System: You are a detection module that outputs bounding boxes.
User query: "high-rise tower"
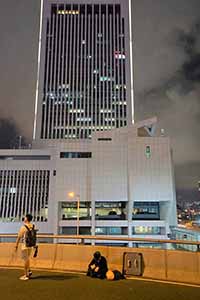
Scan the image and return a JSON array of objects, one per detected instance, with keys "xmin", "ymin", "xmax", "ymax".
[{"xmin": 33, "ymin": 0, "xmax": 134, "ymax": 140}]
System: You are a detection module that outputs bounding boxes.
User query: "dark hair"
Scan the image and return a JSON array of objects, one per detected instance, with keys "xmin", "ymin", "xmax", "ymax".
[
  {"xmin": 94, "ymin": 251, "xmax": 101, "ymax": 260},
  {"xmin": 25, "ymin": 214, "xmax": 33, "ymax": 222}
]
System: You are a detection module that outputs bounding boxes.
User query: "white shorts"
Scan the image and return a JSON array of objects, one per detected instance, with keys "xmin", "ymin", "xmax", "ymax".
[{"xmin": 21, "ymin": 248, "xmax": 32, "ymax": 261}]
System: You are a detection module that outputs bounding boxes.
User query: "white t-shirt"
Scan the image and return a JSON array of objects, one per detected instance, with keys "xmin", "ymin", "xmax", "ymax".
[{"xmin": 18, "ymin": 223, "xmax": 34, "ymax": 250}]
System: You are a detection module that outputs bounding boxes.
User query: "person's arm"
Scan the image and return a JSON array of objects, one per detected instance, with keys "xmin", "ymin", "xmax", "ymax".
[
  {"xmin": 15, "ymin": 226, "xmax": 24, "ymax": 251},
  {"xmin": 88, "ymin": 258, "xmax": 95, "ymax": 267},
  {"xmin": 15, "ymin": 236, "xmax": 21, "ymax": 251}
]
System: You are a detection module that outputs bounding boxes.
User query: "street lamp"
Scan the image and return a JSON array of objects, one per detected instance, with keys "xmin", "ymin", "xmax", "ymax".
[{"xmin": 68, "ymin": 192, "xmax": 80, "ymax": 236}]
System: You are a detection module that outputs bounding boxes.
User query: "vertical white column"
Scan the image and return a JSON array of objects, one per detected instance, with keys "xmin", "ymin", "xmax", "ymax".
[
  {"xmin": 5, "ymin": 171, "xmax": 12, "ymax": 220},
  {"xmin": 6, "ymin": 170, "xmax": 13, "ymax": 219},
  {"xmin": 51, "ymin": 8, "xmax": 59, "ymax": 139},
  {"xmin": 128, "ymin": 0, "xmax": 134, "ymax": 124},
  {"xmin": 13, "ymin": 170, "xmax": 19, "ymax": 220},
  {"xmin": 31, "ymin": 171, "xmax": 37, "ymax": 220},
  {"xmin": 55, "ymin": 13, "xmax": 63, "ymax": 139},
  {"xmin": 46, "ymin": 171, "xmax": 50, "ymax": 220},
  {"xmin": 71, "ymin": 14, "xmax": 78, "ymax": 138},
  {"xmin": 109, "ymin": 14, "xmax": 113, "ymax": 130},
  {"xmin": 0, "ymin": 170, "xmax": 5, "ymax": 220},
  {"xmin": 42, "ymin": 16, "xmax": 51, "ymax": 138},
  {"xmin": 87, "ymin": 13, "xmax": 91, "ymax": 137},
  {"xmin": 2, "ymin": 170, "xmax": 8, "ymax": 220},
  {"xmin": 60, "ymin": 11, "xmax": 66, "ymax": 139},
  {"xmin": 63, "ymin": 13, "xmax": 69, "ymax": 138},
  {"xmin": 68, "ymin": 11, "xmax": 73, "ymax": 137},
  {"xmin": 41, "ymin": 170, "xmax": 46, "ymax": 220},
  {"xmin": 116, "ymin": 13, "xmax": 120, "ymax": 128},
  {"xmin": 98, "ymin": 6, "xmax": 101, "ymax": 131},
  {"xmin": 21, "ymin": 171, "xmax": 26, "ymax": 218},
  {"xmin": 16, "ymin": 170, "xmax": 22, "ymax": 221},
  {"xmin": 75, "ymin": 7, "xmax": 81, "ymax": 138},
  {"xmin": 113, "ymin": 5, "xmax": 117, "ymax": 129},
  {"xmin": 83, "ymin": 6, "xmax": 87, "ymax": 137},
  {"xmin": 47, "ymin": 13, "xmax": 55, "ymax": 139},
  {"xmin": 120, "ymin": 16, "xmax": 125, "ymax": 127},
  {"xmin": 24, "ymin": 170, "xmax": 30, "ymax": 216},
  {"xmin": 90, "ymin": 6, "xmax": 94, "ymax": 136},
  {"xmin": 79, "ymin": 13, "xmax": 84, "ymax": 138},
  {"xmin": 94, "ymin": 13, "xmax": 98, "ymax": 131},
  {"xmin": 102, "ymin": 14, "xmax": 105, "ymax": 131},
  {"xmin": 5, "ymin": 170, "xmax": 13, "ymax": 219},
  {"xmin": 28, "ymin": 169, "xmax": 33, "ymax": 214},
  {"xmin": 33, "ymin": 0, "xmax": 44, "ymax": 140},
  {"xmin": 105, "ymin": 5, "xmax": 109, "ymax": 130},
  {"xmin": 35, "ymin": 170, "xmax": 40, "ymax": 221}
]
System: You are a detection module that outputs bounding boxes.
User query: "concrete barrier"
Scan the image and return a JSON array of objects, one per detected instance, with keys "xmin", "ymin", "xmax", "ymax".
[{"xmin": 0, "ymin": 243, "xmax": 199, "ymax": 285}]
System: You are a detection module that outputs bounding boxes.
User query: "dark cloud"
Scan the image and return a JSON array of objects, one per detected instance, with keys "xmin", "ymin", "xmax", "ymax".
[
  {"xmin": 134, "ymin": 15, "xmax": 200, "ymax": 199},
  {"xmin": 174, "ymin": 20, "xmax": 200, "ymax": 82},
  {"xmin": 183, "ymin": 54, "xmax": 200, "ymax": 82},
  {"xmin": 0, "ymin": 118, "xmax": 19, "ymax": 148}
]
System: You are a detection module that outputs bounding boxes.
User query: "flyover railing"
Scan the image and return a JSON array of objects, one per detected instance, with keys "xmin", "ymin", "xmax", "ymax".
[
  {"xmin": 0, "ymin": 234, "xmax": 200, "ymax": 285},
  {"xmin": 0, "ymin": 234, "xmax": 200, "ymax": 251}
]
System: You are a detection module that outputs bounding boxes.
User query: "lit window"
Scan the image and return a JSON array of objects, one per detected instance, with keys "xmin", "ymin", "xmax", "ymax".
[
  {"xmin": 145, "ymin": 146, "xmax": 151, "ymax": 158},
  {"xmin": 58, "ymin": 10, "xmax": 79, "ymax": 15},
  {"xmin": 114, "ymin": 51, "xmax": 125, "ymax": 59}
]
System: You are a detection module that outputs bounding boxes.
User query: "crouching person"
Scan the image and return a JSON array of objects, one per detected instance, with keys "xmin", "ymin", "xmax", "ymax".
[
  {"xmin": 15, "ymin": 214, "xmax": 38, "ymax": 280},
  {"xmin": 87, "ymin": 251, "xmax": 108, "ymax": 279}
]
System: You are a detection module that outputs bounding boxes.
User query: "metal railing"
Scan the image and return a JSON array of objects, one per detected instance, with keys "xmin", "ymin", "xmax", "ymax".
[{"xmin": 0, "ymin": 234, "xmax": 200, "ymax": 251}]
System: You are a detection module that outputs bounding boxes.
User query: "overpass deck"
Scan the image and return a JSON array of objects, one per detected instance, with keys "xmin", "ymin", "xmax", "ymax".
[{"xmin": 1, "ymin": 268, "xmax": 199, "ymax": 300}]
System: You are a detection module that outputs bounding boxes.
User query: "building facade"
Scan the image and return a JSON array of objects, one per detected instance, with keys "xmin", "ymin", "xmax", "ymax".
[
  {"xmin": 0, "ymin": 119, "xmax": 177, "ymax": 246},
  {"xmin": 34, "ymin": 0, "xmax": 134, "ymax": 140}
]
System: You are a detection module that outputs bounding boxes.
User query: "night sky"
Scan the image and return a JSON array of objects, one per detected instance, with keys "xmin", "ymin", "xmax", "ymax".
[{"xmin": 0, "ymin": 0, "xmax": 200, "ymax": 201}]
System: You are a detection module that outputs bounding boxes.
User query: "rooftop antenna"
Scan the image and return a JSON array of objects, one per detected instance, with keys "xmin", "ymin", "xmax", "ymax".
[{"xmin": 19, "ymin": 136, "xmax": 22, "ymax": 149}]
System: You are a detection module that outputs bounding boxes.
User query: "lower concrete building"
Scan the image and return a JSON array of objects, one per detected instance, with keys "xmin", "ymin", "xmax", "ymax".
[{"xmin": 0, "ymin": 118, "xmax": 177, "ymax": 247}]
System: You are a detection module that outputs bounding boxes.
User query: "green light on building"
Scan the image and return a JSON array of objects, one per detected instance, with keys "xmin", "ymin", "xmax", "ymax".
[{"xmin": 145, "ymin": 146, "xmax": 151, "ymax": 158}]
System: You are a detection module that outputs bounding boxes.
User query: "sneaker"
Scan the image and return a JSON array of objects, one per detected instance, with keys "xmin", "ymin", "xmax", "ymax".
[
  {"xmin": 19, "ymin": 275, "xmax": 29, "ymax": 281},
  {"xmin": 29, "ymin": 271, "xmax": 33, "ymax": 278}
]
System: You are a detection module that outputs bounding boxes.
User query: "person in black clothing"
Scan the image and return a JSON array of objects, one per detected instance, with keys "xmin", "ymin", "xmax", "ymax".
[{"xmin": 87, "ymin": 251, "xmax": 108, "ymax": 279}]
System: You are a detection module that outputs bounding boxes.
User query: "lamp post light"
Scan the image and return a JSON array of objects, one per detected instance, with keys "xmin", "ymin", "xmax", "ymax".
[{"xmin": 68, "ymin": 192, "xmax": 80, "ymax": 236}]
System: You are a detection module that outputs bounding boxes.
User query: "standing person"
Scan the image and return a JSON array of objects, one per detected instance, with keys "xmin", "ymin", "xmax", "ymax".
[
  {"xmin": 15, "ymin": 214, "xmax": 37, "ymax": 280},
  {"xmin": 87, "ymin": 251, "xmax": 108, "ymax": 279}
]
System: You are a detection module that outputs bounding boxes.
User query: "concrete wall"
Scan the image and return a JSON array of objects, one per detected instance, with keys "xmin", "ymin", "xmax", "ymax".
[{"xmin": 0, "ymin": 243, "xmax": 199, "ymax": 285}]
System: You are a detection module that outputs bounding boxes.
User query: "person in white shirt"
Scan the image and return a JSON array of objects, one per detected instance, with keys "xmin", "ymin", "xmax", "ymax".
[{"xmin": 15, "ymin": 214, "xmax": 34, "ymax": 281}]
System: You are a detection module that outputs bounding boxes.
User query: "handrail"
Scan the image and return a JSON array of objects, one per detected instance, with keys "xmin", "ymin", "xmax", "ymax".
[{"xmin": 0, "ymin": 234, "xmax": 200, "ymax": 247}]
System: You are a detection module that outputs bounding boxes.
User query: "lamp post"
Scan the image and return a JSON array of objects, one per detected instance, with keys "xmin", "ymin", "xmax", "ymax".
[{"xmin": 68, "ymin": 192, "xmax": 80, "ymax": 236}]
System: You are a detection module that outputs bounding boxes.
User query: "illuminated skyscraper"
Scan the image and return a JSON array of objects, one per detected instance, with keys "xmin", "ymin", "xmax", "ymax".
[{"xmin": 33, "ymin": 0, "xmax": 134, "ymax": 140}]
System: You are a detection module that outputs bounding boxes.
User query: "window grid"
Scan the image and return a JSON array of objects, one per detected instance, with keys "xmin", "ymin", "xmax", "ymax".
[
  {"xmin": 0, "ymin": 170, "xmax": 50, "ymax": 222},
  {"xmin": 41, "ymin": 3, "xmax": 127, "ymax": 139}
]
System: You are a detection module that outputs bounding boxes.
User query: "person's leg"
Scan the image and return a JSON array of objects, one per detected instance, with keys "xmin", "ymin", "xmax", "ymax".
[
  {"xmin": 20, "ymin": 250, "xmax": 29, "ymax": 280},
  {"xmin": 24, "ymin": 258, "xmax": 30, "ymax": 277}
]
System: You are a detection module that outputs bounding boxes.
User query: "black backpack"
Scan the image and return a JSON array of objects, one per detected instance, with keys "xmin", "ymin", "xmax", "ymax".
[{"xmin": 24, "ymin": 225, "xmax": 37, "ymax": 247}]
